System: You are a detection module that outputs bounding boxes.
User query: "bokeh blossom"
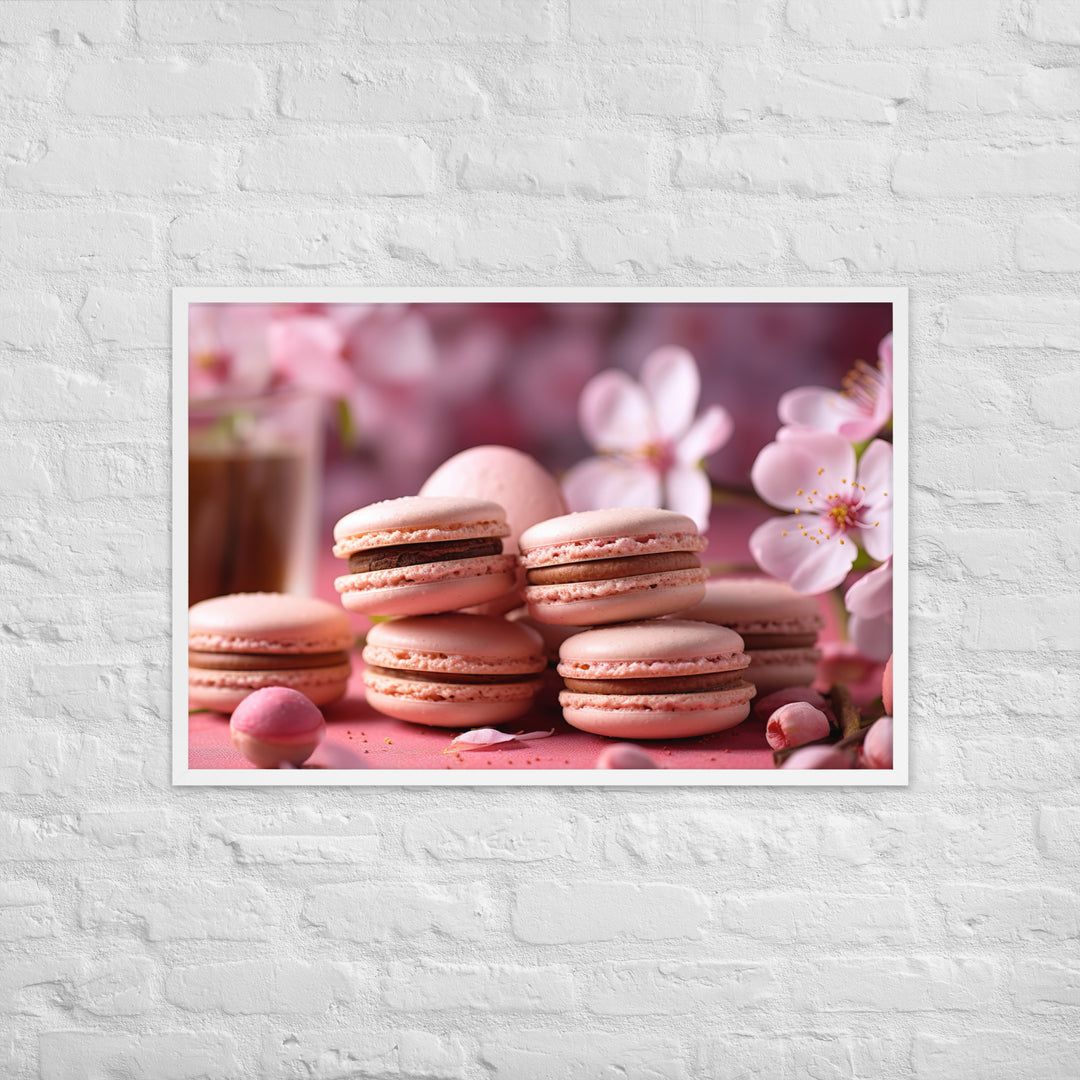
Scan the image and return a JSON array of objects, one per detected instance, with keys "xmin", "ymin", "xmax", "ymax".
[
  {"xmin": 749, "ymin": 429, "xmax": 892, "ymax": 593},
  {"xmin": 845, "ymin": 556, "xmax": 893, "ymax": 662},
  {"xmin": 778, "ymin": 332, "xmax": 893, "ymax": 442},
  {"xmin": 562, "ymin": 346, "xmax": 733, "ymax": 531}
]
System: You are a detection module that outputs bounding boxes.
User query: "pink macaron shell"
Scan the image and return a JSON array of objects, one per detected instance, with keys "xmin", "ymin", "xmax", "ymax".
[
  {"xmin": 333, "ymin": 495, "xmax": 509, "ymax": 557},
  {"xmin": 363, "ymin": 678, "xmax": 542, "ymax": 728},
  {"xmin": 363, "ymin": 613, "xmax": 545, "ymax": 675},
  {"xmin": 335, "ymin": 555, "xmax": 516, "ymax": 617},
  {"xmin": 745, "ymin": 647, "xmax": 822, "ymax": 699},
  {"xmin": 519, "ymin": 507, "xmax": 705, "ymax": 567},
  {"xmin": 560, "ymin": 687, "xmax": 752, "ymax": 739},
  {"xmin": 676, "ymin": 575, "xmax": 825, "ymax": 637},
  {"xmin": 525, "ymin": 569, "xmax": 707, "ymax": 626},
  {"xmin": 188, "ymin": 592, "xmax": 353, "ymax": 655},
  {"xmin": 188, "ymin": 662, "xmax": 352, "ymax": 714},
  {"xmin": 558, "ymin": 619, "xmax": 748, "ymax": 678},
  {"xmin": 420, "ymin": 446, "xmax": 567, "ymax": 615}
]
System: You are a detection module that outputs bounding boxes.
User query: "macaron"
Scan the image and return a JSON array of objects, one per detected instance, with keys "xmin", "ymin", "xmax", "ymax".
[
  {"xmin": 557, "ymin": 619, "xmax": 753, "ymax": 739},
  {"xmin": 420, "ymin": 445, "xmax": 568, "ymax": 615},
  {"xmin": 362, "ymin": 613, "xmax": 546, "ymax": 727},
  {"xmin": 519, "ymin": 508, "xmax": 708, "ymax": 626},
  {"xmin": 188, "ymin": 593, "xmax": 353, "ymax": 713},
  {"xmin": 230, "ymin": 687, "xmax": 325, "ymax": 768},
  {"xmin": 333, "ymin": 496, "xmax": 517, "ymax": 616},
  {"xmin": 506, "ymin": 606, "xmax": 584, "ymax": 709},
  {"xmin": 676, "ymin": 576, "xmax": 824, "ymax": 698}
]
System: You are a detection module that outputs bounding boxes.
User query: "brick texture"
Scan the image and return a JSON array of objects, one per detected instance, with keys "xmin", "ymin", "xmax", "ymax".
[{"xmin": 1, "ymin": 1, "xmax": 1075, "ymax": 1077}]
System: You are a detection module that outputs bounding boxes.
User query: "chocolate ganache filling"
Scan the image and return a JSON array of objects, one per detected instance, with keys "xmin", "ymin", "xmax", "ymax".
[{"xmin": 348, "ymin": 537, "xmax": 503, "ymax": 574}]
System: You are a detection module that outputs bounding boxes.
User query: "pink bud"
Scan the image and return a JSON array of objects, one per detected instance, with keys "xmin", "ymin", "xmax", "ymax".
[
  {"xmin": 861, "ymin": 715, "xmax": 893, "ymax": 769},
  {"xmin": 766, "ymin": 701, "xmax": 832, "ymax": 750},
  {"xmin": 753, "ymin": 686, "xmax": 831, "ymax": 725},
  {"xmin": 780, "ymin": 745, "xmax": 856, "ymax": 770},
  {"xmin": 882, "ymin": 654, "xmax": 894, "ymax": 715},
  {"xmin": 598, "ymin": 744, "xmax": 660, "ymax": 769}
]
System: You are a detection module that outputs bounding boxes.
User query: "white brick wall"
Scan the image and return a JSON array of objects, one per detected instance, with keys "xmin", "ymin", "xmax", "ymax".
[{"xmin": 1, "ymin": 1, "xmax": 1077, "ymax": 1077}]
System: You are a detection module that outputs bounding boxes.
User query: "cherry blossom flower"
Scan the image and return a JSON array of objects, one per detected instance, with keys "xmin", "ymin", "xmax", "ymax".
[
  {"xmin": 845, "ymin": 556, "xmax": 893, "ymax": 662},
  {"xmin": 777, "ymin": 332, "xmax": 893, "ymax": 442},
  {"xmin": 268, "ymin": 314, "xmax": 353, "ymax": 397},
  {"xmin": 749, "ymin": 429, "xmax": 892, "ymax": 594},
  {"xmin": 562, "ymin": 346, "xmax": 733, "ymax": 531},
  {"xmin": 188, "ymin": 304, "xmax": 275, "ymax": 399}
]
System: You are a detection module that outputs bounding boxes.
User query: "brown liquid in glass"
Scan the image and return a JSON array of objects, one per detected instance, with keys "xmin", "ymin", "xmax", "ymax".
[{"xmin": 188, "ymin": 451, "xmax": 303, "ymax": 606}]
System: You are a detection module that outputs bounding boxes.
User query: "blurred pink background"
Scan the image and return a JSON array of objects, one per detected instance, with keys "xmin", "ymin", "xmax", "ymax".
[{"xmin": 190, "ymin": 300, "xmax": 891, "ymax": 523}]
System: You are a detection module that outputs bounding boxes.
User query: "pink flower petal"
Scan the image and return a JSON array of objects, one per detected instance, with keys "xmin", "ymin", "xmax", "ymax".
[
  {"xmin": 878, "ymin": 332, "xmax": 893, "ymax": 379},
  {"xmin": 845, "ymin": 558, "xmax": 892, "ymax": 620},
  {"xmin": 854, "ymin": 440, "xmax": 893, "ymax": 560},
  {"xmin": 562, "ymin": 456, "xmax": 663, "ymax": 514},
  {"xmin": 640, "ymin": 346, "xmax": 700, "ymax": 441},
  {"xmin": 752, "ymin": 431, "xmax": 855, "ymax": 512},
  {"xmin": 269, "ymin": 316, "xmax": 353, "ymax": 397},
  {"xmin": 448, "ymin": 728, "xmax": 554, "ymax": 751},
  {"xmin": 849, "ymin": 612, "xmax": 893, "ymax": 663},
  {"xmin": 676, "ymin": 405, "xmax": 733, "ymax": 465},
  {"xmin": 663, "ymin": 463, "xmax": 712, "ymax": 531},
  {"xmin": 778, "ymin": 386, "xmax": 867, "ymax": 437},
  {"xmin": 578, "ymin": 370, "xmax": 657, "ymax": 452},
  {"xmin": 749, "ymin": 514, "xmax": 856, "ymax": 594}
]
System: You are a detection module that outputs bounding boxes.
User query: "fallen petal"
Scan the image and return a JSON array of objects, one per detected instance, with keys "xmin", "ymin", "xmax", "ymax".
[{"xmin": 447, "ymin": 728, "xmax": 554, "ymax": 752}]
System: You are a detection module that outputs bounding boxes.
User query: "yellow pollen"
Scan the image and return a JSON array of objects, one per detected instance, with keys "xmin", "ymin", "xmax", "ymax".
[
  {"xmin": 794, "ymin": 508, "xmax": 800, "ymax": 514},
  {"xmin": 782, "ymin": 531, "xmax": 788, "ymax": 536},
  {"xmin": 841, "ymin": 478, "xmax": 847, "ymax": 484},
  {"xmin": 817, "ymin": 468, "xmax": 824, "ymax": 475},
  {"xmin": 883, "ymin": 491, "xmax": 888, "ymax": 496},
  {"xmin": 812, "ymin": 489, "xmax": 818, "ymax": 495},
  {"xmin": 839, "ymin": 539, "xmax": 844, "ymax": 545},
  {"xmin": 797, "ymin": 489, "xmax": 803, "ymax": 495}
]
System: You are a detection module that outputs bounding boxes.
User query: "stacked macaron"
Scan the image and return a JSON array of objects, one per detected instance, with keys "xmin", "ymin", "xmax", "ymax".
[
  {"xmin": 419, "ymin": 445, "xmax": 568, "ymax": 615},
  {"xmin": 361, "ymin": 613, "xmax": 545, "ymax": 727},
  {"xmin": 188, "ymin": 592, "xmax": 353, "ymax": 713},
  {"xmin": 333, "ymin": 495, "xmax": 517, "ymax": 616},
  {"xmin": 334, "ymin": 456, "xmax": 758, "ymax": 743},
  {"xmin": 557, "ymin": 620, "xmax": 754, "ymax": 739},
  {"xmin": 677, "ymin": 577, "xmax": 824, "ymax": 698},
  {"xmin": 335, "ymin": 455, "xmax": 566, "ymax": 727},
  {"xmin": 518, "ymin": 508, "xmax": 708, "ymax": 626}
]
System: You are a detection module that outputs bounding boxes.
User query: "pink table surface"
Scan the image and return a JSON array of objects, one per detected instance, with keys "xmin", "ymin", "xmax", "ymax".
[{"xmin": 187, "ymin": 498, "xmax": 885, "ymax": 773}]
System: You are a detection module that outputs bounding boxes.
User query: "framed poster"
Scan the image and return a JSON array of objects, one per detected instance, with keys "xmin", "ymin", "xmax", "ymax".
[{"xmin": 173, "ymin": 287, "xmax": 906, "ymax": 786}]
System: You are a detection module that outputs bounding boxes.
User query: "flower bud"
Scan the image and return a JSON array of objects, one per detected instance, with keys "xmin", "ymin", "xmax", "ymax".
[
  {"xmin": 861, "ymin": 715, "xmax": 893, "ymax": 770},
  {"xmin": 766, "ymin": 701, "xmax": 831, "ymax": 751}
]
